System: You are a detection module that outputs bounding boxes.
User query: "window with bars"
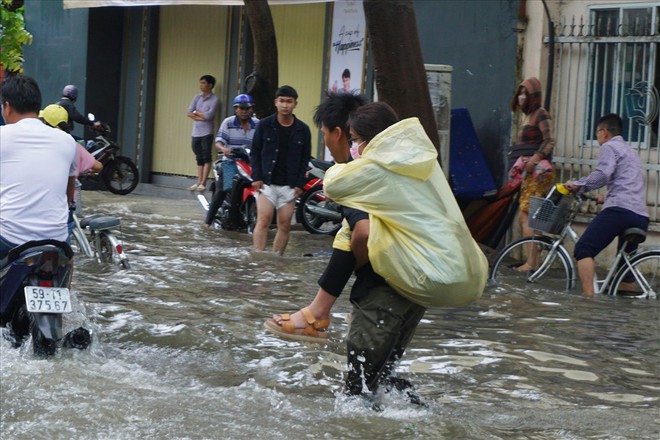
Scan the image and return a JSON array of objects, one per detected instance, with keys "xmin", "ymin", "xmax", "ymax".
[{"xmin": 585, "ymin": 4, "xmax": 659, "ymax": 148}]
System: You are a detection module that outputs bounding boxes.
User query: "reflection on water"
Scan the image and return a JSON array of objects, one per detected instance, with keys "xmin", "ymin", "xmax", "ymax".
[{"xmin": 1, "ymin": 191, "xmax": 659, "ymax": 439}]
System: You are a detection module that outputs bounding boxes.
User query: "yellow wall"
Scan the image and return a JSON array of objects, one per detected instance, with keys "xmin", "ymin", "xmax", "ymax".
[
  {"xmin": 152, "ymin": 6, "xmax": 230, "ymax": 176},
  {"xmin": 270, "ymin": 3, "xmax": 327, "ymax": 157},
  {"xmin": 151, "ymin": 3, "xmax": 327, "ymax": 177}
]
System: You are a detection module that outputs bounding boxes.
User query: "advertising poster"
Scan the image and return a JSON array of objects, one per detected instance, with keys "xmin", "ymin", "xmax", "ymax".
[
  {"xmin": 323, "ymin": 1, "xmax": 366, "ymax": 159},
  {"xmin": 327, "ymin": 1, "xmax": 366, "ymax": 94}
]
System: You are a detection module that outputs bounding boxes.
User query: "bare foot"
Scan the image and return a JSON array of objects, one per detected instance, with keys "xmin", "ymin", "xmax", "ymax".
[{"xmin": 515, "ymin": 262, "xmax": 537, "ymax": 272}]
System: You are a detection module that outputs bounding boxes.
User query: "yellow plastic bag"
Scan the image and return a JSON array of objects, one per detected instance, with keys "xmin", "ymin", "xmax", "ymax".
[
  {"xmin": 332, "ymin": 219, "xmax": 352, "ymax": 252},
  {"xmin": 324, "ymin": 118, "xmax": 487, "ymax": 308}
]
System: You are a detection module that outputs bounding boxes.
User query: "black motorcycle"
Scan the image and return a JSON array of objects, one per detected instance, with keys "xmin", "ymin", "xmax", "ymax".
[
  {"xmin": 85, "ymin": 122, "xmax": 139, "ymax": 195},
  {"xmin": 0, "ymin": 240, "xmax": 92, "ymax": 356}
]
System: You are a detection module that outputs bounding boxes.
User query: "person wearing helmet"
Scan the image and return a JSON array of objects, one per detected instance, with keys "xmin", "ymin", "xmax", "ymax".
[
  {"xmin": 39, "ymin": 104, "xmax": 69, "ymax": 131},
  {"xmin": 39, "ymin": 104, "xmax": 103, "ymax": 244},
  {"xmin": 0, "ymin": 76, "xmax": 78, "ymax": 259},
  {"xmin": 204, "ymin": 94, "xmax": 259, "ymax": 228},
  {"xmin": 57, "ymin": 84, "xmax": 101, "ymax": 136},
  {"xmin": 40, "ymin": 103, "xmax": 103, "ymax": 178}
]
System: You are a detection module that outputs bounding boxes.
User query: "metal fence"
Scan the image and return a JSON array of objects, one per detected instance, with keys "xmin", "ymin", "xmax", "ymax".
[{"xmin": 547, "ymin": 11, "xmax": 660, "ymax": 221}]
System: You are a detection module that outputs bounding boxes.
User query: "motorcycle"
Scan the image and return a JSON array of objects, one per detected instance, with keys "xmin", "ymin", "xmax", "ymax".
[
  {"xmin": 198, "ymin": 147, "xmax": 257, "ymax": 234},
  {"xmin": 295, "ymin": 158, "xmax": 343, "ymax": 235},
  {"xmin": 85, "ymin": 120, "xmax": 139, "ymax": 195},
  {"xmin": 71, "ymin": 212, "xmax": 130, "ymax": 269},
  {"xmin": 0, "ymin": 240, "xmax": 92, "ymax": 356}
]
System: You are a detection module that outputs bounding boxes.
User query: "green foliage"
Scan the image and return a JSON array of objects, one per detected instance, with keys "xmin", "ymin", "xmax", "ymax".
[{"xmin": 1, "ymin": 0, "xmax": 33, "ymax": 72}]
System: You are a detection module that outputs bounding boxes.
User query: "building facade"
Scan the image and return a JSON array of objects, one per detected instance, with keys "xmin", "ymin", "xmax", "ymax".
[
  {"xmin": 518, "ymin": 0, "xmax": 660, "ymax": 260},
  {"xmin": 22, "ymin": 0, "xmax": 520, "ymax": 190}
]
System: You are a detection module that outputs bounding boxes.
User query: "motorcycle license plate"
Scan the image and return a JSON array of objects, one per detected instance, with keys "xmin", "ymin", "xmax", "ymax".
[{"xmin": 24, "ymin": 286, "xmax": 72, "ymax": 313}]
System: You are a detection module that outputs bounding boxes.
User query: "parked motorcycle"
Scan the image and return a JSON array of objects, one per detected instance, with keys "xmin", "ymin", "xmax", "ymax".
[
  {"xmin": 85, "ymin": 120, "xmax": 139, "ymax": 195},
  {"xmin": 198, "ymin": 147, "xmax": 257, "ymax": 234},
  {"xmin": 295, "ymin": 158, "xmax": 342, "ymax": 235},
  {"xmin": 0, "ymin": 240, "xmax": 92, "ymax": 356},
  {"xmin": 71, "ymin": 212, "xmax": 130, "ymax": 269}
]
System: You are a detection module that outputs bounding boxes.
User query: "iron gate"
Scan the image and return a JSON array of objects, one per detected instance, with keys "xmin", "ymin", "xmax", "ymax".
[{"xmin": 547, "ymin": 6, "xmax": 660, "ymax": 221}]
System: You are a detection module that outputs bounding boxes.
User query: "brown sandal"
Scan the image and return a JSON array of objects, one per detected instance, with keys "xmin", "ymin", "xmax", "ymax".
[{"xmin": 264, "ymin": 307, "xmax": 330, "ymax": 343}]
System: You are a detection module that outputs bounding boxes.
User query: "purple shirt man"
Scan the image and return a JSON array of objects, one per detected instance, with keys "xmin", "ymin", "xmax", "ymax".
[
  {"xmin": 569, "ymin": 135, "xmax": 648, "ymax": 218},
  {"xmin": 564, "ymin": 114, "xmax": 649, "ymax": 297},
  {"xmin": 188, "ymin": 91, "xmax": 219, "ymax": 137},
  {"xmin": 186, "ymin": 74, "xmax": 219, "ymax": 191}
]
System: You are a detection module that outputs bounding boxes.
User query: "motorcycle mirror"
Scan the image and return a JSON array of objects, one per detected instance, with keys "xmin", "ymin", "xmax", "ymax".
[{"xmin": 87, "ymin": 113, "xmax": 96, "ymax": 121}]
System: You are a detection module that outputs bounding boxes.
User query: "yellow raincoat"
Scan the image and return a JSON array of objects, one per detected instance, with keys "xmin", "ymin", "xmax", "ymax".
[{"xmin": 324, "ymin": 117, "xmax": 487, "ymax": 307}]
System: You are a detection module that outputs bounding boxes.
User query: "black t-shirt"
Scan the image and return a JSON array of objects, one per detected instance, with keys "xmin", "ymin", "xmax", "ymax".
[{"xmin": 271, "ymin": 120, "xmax": 291, "ymax": 186}]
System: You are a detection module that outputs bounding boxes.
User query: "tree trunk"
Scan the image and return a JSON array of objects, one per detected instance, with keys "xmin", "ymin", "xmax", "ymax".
[
  {"xmin": 244, "ymin": 0, "xmax": 278, "ymax": 118},
  {"xmin": 363, "ymin": 0, "xmax": 440, "ymax": 155}
]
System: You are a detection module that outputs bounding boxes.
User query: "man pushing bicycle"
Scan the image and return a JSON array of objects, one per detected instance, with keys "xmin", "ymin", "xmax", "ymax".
[{"xmin": 563, "ymin": 113, "xmax": 649, "ymax": 297}]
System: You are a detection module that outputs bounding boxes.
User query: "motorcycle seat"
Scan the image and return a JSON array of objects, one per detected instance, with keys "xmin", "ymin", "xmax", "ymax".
[
  {"xmin": 81, "ymin": 215, "xmax": 120, "ymax": 231},
  {"xmin": 310, "ymin": 158, "xmax": 334, "ymax": 171},
  {"xmin": 0, "ymin": 240, "xmax": 73, "ymax": 268},
  {"xmin": 86, "ymin": 142, "xmax": 103, "ymax": 154}
]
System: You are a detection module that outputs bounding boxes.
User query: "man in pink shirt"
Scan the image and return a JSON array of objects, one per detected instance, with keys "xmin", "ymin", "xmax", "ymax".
[{"xmin": 39, "ymin": 104, "xmax": 103, "ymax": 242}]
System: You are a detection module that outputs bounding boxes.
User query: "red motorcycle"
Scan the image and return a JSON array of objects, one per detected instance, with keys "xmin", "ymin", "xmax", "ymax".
[
  {"xmin": 295, "ymin": 158, "xmax": 342, "ymax": 235},
  {"xmin": 198, "ymin": 148, "xmax": 257, "ymax": 233}
]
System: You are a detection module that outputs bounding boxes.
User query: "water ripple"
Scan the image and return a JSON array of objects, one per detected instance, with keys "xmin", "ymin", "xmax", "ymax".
[{"xmin": 2, "ymin": 191, "xmax": 659, "ymax": 439}]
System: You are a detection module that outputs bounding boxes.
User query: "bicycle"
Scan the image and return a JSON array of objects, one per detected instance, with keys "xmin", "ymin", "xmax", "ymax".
[
  {"xmin": 71, "ymin": 212, "xmax": 130, "ymax": 269},
  {"xmin": 489, "ymin": 194, "xmax": 658, "ymax": 298}
]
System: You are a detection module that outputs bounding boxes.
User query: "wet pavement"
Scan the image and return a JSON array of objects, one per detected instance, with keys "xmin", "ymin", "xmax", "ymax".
[{"xmin": 1, "ymin": 188, "xmax": 658, "ymax": 439}]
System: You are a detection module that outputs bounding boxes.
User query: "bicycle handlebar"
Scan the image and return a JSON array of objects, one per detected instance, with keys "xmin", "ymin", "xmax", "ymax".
[{"xmin": 577, "ymin": 193, "xmax": 600, "ymax": 203}]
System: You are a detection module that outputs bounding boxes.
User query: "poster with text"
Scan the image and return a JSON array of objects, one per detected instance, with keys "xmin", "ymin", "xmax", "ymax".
[
  {"xmin": 324, "ymin": 1, "xmax": 366, "ymax": 159},
  {"xmin": 327, "ymin": 1, "xmax": 366, "ymax": 94}
]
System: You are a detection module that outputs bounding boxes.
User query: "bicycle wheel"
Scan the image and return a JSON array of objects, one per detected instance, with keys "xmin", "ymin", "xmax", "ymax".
[
  {"xmin": 609, "ymin": 250, "xmax": 660, "ymax": 298},
  {"xmin": 98, "ymin": 233, "xmax": 117, "ymax": 264},
  {"xmin": 489, "ymin": 236, "xmax": 575, "ymax": 291}
]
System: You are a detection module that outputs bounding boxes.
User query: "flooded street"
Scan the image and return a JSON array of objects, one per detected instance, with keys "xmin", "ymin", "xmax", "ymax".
[{"xmin": 1, "ymin": 190, "xmax": 659, "ymax": 439}]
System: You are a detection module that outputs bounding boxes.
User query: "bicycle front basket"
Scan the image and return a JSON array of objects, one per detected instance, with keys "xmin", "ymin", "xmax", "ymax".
[{"xmin": 528, "ymin": 196, "xmax": 571, "ymax": 234}]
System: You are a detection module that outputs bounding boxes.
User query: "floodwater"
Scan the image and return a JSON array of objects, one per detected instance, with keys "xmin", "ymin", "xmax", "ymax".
[{"xmin": 1, "ymin": 190, "xmax": 659, "ymax": 440}]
